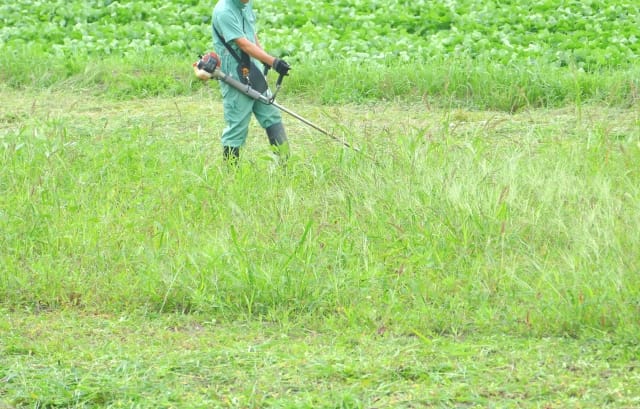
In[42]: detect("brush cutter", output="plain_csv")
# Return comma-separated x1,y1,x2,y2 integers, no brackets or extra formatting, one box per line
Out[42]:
194,52,360,152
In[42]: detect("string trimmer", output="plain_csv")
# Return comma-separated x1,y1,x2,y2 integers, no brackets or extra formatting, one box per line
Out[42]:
194,52,360,153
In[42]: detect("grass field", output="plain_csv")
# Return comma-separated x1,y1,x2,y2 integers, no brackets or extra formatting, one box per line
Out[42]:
2,1,640,406
1,84,639,407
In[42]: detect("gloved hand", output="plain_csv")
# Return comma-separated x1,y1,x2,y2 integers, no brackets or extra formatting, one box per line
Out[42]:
272,58,291,76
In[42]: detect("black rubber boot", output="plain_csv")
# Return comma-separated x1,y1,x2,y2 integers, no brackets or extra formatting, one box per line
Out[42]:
223,145,240,165
266,122,290,162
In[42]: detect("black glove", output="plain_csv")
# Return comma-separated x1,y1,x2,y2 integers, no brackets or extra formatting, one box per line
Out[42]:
272,58,291,76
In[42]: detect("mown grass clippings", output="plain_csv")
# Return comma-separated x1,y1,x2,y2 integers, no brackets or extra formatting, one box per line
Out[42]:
1,310,639,408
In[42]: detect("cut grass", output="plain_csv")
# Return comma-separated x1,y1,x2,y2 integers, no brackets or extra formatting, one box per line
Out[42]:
1,309,639,408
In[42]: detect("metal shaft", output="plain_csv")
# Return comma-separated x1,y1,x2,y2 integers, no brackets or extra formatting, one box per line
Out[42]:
211,68,359,152
270,101,359,151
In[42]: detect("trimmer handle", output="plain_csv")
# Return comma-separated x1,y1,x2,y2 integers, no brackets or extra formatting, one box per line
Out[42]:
266,73,286,103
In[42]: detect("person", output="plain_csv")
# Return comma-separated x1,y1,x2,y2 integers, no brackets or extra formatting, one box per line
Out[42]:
211,0,291,163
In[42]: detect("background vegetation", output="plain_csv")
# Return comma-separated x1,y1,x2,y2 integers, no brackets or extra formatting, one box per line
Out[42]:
1,0,639,108
2,0,639,66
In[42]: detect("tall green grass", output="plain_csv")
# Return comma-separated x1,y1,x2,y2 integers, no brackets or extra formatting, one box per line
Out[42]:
1,92,639,339
1,50,638,109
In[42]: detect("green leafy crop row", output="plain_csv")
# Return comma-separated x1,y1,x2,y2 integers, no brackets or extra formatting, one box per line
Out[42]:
1,0,638,68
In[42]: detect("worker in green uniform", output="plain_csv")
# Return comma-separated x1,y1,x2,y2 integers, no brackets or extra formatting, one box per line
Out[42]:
212,0,291,163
